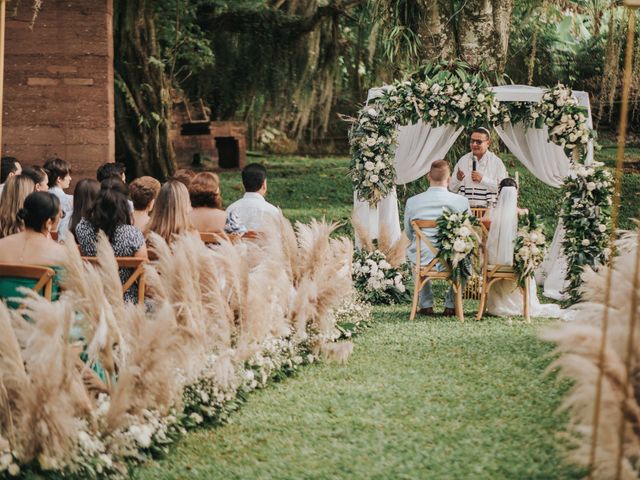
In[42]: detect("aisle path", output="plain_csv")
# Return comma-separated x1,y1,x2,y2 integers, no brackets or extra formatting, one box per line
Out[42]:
135,306,583,479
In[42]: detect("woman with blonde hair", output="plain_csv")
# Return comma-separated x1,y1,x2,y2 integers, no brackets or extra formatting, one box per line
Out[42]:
0,175,35,238
146,180,194,244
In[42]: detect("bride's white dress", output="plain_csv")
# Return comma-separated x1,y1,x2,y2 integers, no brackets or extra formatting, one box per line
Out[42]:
487,280,564,318
485,186,566,320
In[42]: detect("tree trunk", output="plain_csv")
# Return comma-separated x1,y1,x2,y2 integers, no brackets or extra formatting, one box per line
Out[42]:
418,0,514,72
113,0,176,179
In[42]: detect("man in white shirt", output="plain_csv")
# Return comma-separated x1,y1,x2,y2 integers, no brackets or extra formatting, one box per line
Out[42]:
449,127,507,208
226,163,280,231
44,157,73,242
0,156,22,197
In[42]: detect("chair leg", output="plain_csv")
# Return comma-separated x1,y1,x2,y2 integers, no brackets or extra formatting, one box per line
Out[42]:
476,288,486,321
523,277,531,324
409,276,421,321
454,284,464,322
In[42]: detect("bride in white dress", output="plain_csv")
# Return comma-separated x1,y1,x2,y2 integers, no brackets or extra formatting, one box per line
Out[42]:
485,179,564,318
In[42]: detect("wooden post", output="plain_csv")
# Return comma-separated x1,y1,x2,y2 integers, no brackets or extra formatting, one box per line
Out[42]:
0,0,5,175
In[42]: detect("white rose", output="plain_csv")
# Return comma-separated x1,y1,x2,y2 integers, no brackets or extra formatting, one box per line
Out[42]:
458,226,471,237
431,83,442,94
531,111,539,119
364,161,375,171
529,232,539,243
397,284,406,293
369,174,379,183
586,182,596,191
449,213,459,222
476,93,485,102
379,260,391,269
453,239,466,253
581,239,590,246
366,137,377,147
0,453,12,469
530,245,539,256
446,85,454,95
133,425,153,448
518,247,530,259
367,108,378,117
7,464,19,476
598,224,607,232
429,109,438,117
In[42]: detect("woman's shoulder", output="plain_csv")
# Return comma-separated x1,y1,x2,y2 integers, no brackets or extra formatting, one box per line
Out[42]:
114,224,144,244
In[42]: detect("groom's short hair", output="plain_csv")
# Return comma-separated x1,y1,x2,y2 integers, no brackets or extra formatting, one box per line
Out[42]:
242,163,267,192
428,160,450,182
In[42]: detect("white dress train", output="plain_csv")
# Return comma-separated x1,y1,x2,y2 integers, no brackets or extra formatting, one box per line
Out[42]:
487,280,565,319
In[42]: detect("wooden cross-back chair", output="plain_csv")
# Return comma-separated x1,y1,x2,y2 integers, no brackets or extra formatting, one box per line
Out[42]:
410,220,464,322
462,208,490,301
476,244,531,323
199,231,228,245
0,263,56,309
82,257,146,304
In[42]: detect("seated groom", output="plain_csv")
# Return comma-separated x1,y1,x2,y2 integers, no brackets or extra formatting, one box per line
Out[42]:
226,163,281,231
450,127,507,208
404,160,471,316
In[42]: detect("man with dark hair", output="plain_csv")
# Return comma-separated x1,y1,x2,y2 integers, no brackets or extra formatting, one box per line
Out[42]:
226,163,280,230
0,156,22,196
450,127,507,208
97,162,126,183
404,160,471,316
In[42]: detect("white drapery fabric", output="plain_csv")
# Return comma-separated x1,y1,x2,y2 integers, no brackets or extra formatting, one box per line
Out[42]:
357,85,594,301
393,123,463,185
487,186,519,266
494,124,570,187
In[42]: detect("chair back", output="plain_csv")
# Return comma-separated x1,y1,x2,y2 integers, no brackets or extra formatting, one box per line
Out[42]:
0,263,56,308
200,231,228,244
471,207,488,219
82,256,146,304
411,220,443,274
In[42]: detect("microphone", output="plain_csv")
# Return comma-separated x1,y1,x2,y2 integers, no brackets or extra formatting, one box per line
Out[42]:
472,159,477,171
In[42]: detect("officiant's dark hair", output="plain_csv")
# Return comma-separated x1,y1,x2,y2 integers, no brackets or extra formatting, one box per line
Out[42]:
242,163,267,192
499,177,518,192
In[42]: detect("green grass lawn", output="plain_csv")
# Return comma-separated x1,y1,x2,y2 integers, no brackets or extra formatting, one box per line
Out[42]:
135,152,637,479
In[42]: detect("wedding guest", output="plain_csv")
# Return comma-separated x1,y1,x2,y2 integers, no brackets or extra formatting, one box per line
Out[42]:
188,172,227,232
129,176,161,232
22,166,49,192
44,157,73,242
76,177,147,303
0,175,35,239
70,179,101,241
97,162,126,183
450,127,507,208
146,180,194,244
171,169,196,188
404,160,470,316
0,192,66,308
226,163,280,231
0,156,22,197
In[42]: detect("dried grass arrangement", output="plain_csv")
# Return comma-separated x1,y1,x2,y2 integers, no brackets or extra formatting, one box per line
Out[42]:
541,231,640,479
0,217,360,478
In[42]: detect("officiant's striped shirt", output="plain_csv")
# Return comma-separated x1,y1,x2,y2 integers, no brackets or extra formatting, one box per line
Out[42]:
449,151,508,208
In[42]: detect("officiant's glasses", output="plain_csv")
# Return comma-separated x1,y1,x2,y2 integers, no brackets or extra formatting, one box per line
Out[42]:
470,138,487,145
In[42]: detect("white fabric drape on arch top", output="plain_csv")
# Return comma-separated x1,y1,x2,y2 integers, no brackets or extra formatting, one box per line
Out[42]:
352,84,594,301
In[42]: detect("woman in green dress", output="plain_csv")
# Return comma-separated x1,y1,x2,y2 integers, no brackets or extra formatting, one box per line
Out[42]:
0,192,66,306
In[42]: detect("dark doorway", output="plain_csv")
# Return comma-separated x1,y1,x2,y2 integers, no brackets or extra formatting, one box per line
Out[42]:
216,137,240,169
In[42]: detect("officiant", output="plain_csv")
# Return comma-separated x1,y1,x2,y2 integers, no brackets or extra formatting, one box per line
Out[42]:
449,127,507,208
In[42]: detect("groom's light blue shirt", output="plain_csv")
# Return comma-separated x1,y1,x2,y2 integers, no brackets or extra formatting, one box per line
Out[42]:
404,186,471,264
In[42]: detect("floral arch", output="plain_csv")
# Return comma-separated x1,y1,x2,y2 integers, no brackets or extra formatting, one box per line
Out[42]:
348,64,612,302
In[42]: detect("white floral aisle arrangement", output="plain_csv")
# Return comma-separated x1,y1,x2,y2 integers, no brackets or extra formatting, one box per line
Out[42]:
352,220,412,305
514,214,547,288
353,249,411,304
330,292,373,338
0,218,360,479
561,162,613,302
435,209,481,284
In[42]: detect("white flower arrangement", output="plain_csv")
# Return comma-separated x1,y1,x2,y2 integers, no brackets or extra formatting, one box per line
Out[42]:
514,214,547,287
328,292,373,338
435,210,481,284
353,249,410,304
561,162,613,302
